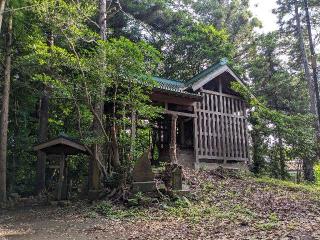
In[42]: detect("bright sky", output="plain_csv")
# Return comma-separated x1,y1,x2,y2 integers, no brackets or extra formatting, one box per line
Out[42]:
250,0,278,33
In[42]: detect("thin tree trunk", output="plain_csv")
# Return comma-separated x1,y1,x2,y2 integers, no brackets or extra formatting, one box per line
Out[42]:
111,124,120,168
35,32,54,194
9,100,18,192
303,0,320,182
278,137,286,179
0,13,12,202
294,0,316,182
303,0,320,127
294,0,317,117
36,93,49,194
0,0,6,33
129,110,137,161
89,0,108,191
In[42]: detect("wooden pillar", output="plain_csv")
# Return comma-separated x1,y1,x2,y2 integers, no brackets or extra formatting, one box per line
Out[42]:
179,119,185,147
57,154,66,201
219,78,227,164
169,114,178,163
193,103,199,167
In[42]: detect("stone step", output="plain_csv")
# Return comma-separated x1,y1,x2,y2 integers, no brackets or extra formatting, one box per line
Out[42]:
195,162,248,171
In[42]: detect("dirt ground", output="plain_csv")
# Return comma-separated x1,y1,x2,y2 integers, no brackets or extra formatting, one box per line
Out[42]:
1,171,320,240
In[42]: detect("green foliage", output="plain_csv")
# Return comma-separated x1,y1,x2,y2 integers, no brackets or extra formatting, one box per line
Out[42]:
254,176,320,198
94,201,114,216
3,0,320,196
127,192,157,207
233,80,316,178
314,164,320,185
164,23,233,79
93,201,147,219
255,212,279,231
232,31,317,180
3,0,165,195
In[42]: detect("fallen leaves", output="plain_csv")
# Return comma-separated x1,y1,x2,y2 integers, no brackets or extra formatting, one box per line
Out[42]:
1,170,320,239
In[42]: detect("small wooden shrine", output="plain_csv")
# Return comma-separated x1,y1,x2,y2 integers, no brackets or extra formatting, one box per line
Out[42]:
151,59,249,169
34,135,88,200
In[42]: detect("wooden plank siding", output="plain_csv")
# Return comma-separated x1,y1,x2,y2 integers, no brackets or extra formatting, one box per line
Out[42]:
195,89,249,165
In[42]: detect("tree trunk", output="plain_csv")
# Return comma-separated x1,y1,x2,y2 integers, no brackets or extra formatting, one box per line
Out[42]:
89,0,108,190
303,0,319,182
111,123,121,168
294,0,317,117
99,0,107,41
35,32,54,194
0,0,6,33
294,0,316,182
303,0,320,127
36,91,49,194
0,13,12,202
278,137,286,179
129,110,137,161
90,98,104,190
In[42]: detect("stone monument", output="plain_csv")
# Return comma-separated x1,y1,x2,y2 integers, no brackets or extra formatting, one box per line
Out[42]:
172,164,183,190
132,149,156,193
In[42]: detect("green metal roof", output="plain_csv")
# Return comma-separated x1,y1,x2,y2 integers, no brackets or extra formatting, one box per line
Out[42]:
152,58,232,99
152,77,202,99
186,58,228,86
153,77,186,91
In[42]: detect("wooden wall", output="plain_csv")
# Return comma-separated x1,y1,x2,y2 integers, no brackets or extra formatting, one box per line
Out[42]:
194,89,249,165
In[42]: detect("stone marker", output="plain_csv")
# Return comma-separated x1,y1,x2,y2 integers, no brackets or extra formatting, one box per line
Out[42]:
172,164,183,190
132,149,156,193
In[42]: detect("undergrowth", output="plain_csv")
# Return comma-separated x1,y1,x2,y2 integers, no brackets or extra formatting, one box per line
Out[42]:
88,200,148,220
88,171,320,232
254,176,320,195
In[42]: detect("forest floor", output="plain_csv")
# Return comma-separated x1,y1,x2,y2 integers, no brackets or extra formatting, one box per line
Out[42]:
1,170,320,240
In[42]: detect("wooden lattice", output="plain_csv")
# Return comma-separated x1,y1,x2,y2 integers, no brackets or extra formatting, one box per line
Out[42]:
194,89,249,165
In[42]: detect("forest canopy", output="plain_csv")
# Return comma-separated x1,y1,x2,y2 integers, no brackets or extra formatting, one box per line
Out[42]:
0,0,320,203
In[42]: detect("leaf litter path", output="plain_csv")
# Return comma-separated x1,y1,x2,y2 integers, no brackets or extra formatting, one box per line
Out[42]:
1,170,320,240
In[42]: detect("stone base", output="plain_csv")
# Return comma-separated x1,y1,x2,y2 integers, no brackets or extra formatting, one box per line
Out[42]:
132,181,156,193
195,162,248,171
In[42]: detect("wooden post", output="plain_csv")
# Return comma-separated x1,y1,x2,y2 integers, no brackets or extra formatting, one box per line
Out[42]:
193,103,199,168
170,114,178,163
179,119,185,147
57,154,65,201
219,78,227,164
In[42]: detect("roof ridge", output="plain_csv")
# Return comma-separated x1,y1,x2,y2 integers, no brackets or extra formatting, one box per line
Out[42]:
186,58,228,86
153,76,185,84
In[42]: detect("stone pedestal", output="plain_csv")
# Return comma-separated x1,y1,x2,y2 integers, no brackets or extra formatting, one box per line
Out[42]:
132,181,156,193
